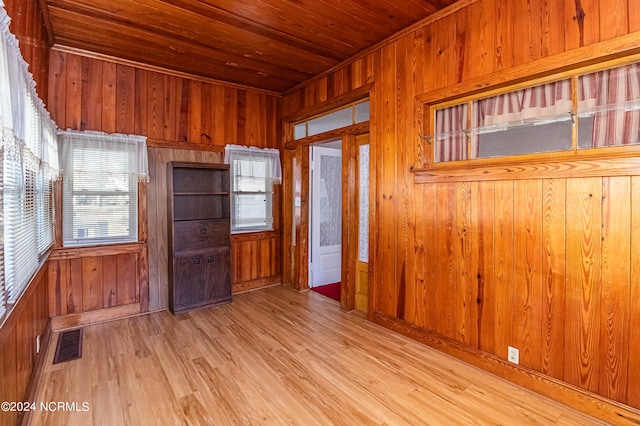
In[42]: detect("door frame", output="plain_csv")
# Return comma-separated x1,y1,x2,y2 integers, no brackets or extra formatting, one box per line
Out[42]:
283,128,368,311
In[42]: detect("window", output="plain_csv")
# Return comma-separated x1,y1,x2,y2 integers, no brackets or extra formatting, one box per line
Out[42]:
424,59,640,166
0,4,59,319
58,130,148,247
293,100,370,140
224,145,282,233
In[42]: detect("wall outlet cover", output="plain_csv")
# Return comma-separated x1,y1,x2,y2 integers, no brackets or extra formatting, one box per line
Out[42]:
508,346,519,364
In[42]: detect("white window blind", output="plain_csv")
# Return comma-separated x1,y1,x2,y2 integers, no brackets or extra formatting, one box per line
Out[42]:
0,1,59,317
224,144,281,233
58,130,148,247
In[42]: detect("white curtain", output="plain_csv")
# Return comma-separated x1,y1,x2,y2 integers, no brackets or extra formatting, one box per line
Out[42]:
224,144,282,184
57,129,149,182
0,1,59,315
579,62,640,147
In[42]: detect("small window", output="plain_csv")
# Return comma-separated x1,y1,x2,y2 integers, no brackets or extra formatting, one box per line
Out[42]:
472,80,573,158
578,62,640,148
224,145,282,233
58,130,148,247
294,100,369,140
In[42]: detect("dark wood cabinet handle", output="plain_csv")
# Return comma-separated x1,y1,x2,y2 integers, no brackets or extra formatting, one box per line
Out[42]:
200,228,207,235
207,256,215,263
192,257,201,265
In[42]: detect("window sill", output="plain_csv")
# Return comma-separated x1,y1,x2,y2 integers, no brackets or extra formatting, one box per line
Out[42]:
412,147,640,184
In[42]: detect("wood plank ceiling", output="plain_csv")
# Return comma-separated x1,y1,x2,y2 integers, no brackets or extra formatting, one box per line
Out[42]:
43,0,458,92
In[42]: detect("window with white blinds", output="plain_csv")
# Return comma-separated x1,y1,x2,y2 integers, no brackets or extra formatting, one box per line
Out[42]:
58,130,148,247
224,145,282,233
0,2,59,319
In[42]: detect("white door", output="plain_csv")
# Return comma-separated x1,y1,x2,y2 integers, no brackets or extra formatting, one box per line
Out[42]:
310,146,342,288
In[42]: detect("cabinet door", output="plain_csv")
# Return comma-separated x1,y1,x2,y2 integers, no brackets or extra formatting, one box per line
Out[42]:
203,248,231,302
174,254,205,308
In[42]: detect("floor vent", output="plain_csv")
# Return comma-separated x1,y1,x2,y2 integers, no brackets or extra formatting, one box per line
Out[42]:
53,328,83,364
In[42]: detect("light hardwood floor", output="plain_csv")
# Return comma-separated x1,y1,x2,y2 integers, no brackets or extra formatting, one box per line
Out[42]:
30,285,605,425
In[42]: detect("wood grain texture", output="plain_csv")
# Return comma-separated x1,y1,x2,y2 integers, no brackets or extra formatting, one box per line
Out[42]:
30,285,607,426
50,51,282,150
0,262,49,426
47,245,144,318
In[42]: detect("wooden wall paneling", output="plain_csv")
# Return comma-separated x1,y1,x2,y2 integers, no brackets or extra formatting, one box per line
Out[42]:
101,61,117,133
2,325,18,426
295,143,309,291
476,181,496,354
434,183,455,339
433,14,456,90
630,0,640,32
377,43,397,315
68,257,83,313
163,75,179,142
200,82,213,145
178,79,190,143
116,63,136,134
541,178,566,380
455,181,475,346
541,0,566,57
48,49,67,127
116,253,137,306
135,68,148,136
599,177,630,403
512,0,543,66
395,35,410,321
211,85,226,147
189,80,202,145
493,180,514,360
599,0,628,41
103,255,117,308
282,148,294,286
48,259,66,316
511,180,543,370
148,71,166,141
147,146,161,310
65,53,82,130
224,87,238,144
564,0,600,49
466,0,496,80
81,56,103,130
421,184,436,331
408,27,428,328
82,256,103,312
493,0,513,71
564,177,602,393
628,175,640,409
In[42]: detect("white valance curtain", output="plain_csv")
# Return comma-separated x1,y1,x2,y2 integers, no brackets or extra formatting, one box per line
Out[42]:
57,129,149,182
224,144,282,184
579,62,640,147
0,0,59,317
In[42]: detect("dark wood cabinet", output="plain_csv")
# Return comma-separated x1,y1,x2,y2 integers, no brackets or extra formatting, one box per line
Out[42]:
167,162,231,314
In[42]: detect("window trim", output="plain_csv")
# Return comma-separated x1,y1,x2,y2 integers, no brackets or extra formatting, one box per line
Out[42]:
415,53,640,172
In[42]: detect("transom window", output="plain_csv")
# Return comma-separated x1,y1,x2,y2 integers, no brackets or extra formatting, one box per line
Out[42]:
425,59,640,165
293,100,369,140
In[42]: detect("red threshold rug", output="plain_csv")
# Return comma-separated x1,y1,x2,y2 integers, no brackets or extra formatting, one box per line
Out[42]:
311,282,341,302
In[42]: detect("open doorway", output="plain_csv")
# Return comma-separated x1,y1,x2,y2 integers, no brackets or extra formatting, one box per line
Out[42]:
309,140,342,302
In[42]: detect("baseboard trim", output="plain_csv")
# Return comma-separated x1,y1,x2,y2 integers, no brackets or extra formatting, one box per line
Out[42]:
51,303,142,331
372,311,640,425
232,276,281,294
20,320,53,426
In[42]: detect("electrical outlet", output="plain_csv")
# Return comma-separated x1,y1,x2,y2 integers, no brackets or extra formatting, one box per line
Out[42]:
36,335,41,354
508,346,519,364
